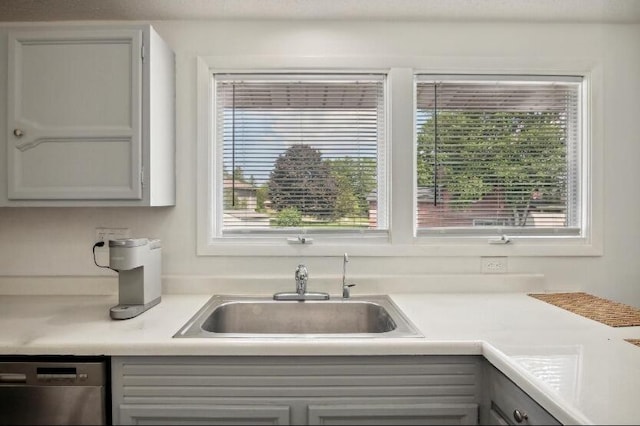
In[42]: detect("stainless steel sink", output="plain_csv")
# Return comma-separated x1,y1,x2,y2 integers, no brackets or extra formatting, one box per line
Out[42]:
174,295,422,338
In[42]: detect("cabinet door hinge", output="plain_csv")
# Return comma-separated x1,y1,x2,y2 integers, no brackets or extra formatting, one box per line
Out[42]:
141,43,145,63
140,168,145,187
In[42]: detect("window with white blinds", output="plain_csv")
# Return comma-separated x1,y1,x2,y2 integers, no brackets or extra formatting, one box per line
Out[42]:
415,75,582,236
215,74,387,236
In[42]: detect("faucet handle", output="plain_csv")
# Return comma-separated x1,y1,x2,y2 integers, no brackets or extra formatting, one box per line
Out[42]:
295,264,308,279
342,283,356,299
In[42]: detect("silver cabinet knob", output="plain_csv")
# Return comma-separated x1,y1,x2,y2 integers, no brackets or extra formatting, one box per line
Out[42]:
513,409,529,423
13,129,24,137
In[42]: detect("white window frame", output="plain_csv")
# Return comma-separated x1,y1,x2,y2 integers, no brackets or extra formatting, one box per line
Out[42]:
213,73,389,239
197,55,603,257
414,74,583,238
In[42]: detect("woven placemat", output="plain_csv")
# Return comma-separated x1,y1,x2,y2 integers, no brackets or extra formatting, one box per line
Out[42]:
528,292,640,327
626,339,640,347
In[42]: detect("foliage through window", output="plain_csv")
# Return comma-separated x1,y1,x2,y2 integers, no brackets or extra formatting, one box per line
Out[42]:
415,76,582,236
215,74,387,236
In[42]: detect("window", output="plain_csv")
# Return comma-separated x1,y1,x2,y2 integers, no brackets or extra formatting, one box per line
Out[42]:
213,74,387,239
198,56,598,256
415,75,583,237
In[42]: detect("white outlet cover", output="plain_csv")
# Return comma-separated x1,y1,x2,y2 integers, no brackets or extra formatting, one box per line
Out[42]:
481,256,508,273
95,227,131,242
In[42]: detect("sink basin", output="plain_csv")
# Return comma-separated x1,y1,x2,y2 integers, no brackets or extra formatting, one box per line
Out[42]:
174,295,422,338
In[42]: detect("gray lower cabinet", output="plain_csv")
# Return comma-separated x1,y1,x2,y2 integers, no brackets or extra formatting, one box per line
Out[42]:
111,356,563,425
481,362,561,425
111,356,483,425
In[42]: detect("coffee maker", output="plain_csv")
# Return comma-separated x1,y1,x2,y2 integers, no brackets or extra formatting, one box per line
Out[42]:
108,238,162,320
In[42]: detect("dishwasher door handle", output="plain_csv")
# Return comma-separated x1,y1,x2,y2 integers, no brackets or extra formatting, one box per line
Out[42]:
0,373,27,383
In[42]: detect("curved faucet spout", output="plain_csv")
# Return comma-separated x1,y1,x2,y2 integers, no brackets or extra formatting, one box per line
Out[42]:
342,253,356,299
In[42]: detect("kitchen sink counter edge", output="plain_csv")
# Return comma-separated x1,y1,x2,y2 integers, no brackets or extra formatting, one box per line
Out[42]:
0,292,638,425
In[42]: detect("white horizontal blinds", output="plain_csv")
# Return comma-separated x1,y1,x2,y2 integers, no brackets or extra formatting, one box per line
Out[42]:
216,75,385,233
415,76,581,235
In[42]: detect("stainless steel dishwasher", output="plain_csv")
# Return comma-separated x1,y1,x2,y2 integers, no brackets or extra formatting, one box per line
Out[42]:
0,357,108,425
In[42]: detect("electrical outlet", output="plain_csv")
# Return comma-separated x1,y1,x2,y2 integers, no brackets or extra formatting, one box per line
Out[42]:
481,256,508,274
95,227,130,243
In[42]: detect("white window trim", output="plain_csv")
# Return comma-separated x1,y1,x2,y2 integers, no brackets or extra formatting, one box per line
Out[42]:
196,55,603,257
414,75,583,236
213,73,389,238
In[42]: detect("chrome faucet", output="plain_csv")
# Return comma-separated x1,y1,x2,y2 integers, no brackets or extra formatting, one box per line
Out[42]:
273,264,329,301
342,253,356,299
295,264,308,296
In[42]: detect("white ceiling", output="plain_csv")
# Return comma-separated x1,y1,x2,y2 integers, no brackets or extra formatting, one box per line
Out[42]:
1,0,639,23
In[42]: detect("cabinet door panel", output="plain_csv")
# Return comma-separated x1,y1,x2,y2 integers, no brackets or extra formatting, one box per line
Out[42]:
486,363,561,425
16,137,132,191
119,404,290,425
308,403,478,425
18,40,133,127
487,408,510,425
7,30,142,200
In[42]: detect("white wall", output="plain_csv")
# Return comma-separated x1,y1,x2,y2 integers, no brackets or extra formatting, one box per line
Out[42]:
1,20,639,306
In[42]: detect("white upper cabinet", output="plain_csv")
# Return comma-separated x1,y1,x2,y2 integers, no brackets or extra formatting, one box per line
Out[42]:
3,25,175,206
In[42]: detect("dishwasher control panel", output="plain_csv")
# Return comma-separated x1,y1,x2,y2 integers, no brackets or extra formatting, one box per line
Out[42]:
36,367,89,384
0,361,105,386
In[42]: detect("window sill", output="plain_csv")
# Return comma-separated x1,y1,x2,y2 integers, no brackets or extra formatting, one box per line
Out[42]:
197,236,601,257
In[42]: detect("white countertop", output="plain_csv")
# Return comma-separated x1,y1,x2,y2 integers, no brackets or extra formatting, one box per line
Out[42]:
0,292,638,425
